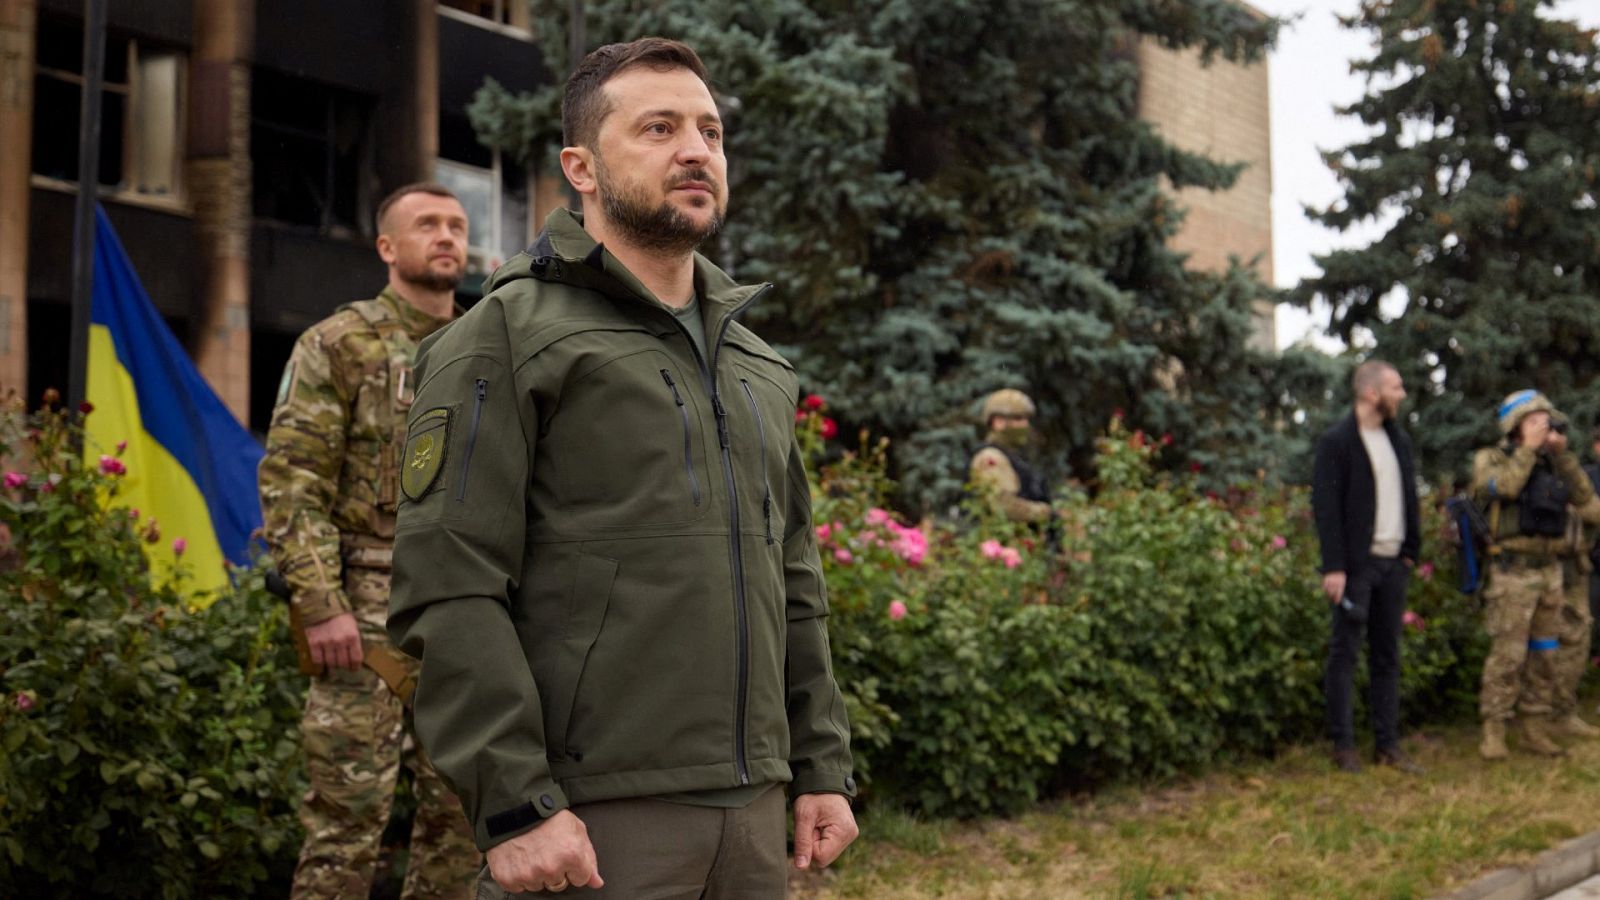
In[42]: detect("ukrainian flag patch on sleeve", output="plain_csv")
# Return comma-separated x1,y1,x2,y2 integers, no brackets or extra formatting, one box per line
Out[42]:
402,407,451,501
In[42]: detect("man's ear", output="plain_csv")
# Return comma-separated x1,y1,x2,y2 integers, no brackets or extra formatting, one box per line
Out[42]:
561,146,598,197
376,233,396,266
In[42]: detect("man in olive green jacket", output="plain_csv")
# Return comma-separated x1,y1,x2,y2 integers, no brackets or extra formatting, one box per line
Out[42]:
388,38,856,897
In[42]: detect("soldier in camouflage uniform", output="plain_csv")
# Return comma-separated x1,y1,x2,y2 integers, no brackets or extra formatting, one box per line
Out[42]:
1551,415,1600,740
969,388,1055,523
260,183,480,899
1471,391,1600,760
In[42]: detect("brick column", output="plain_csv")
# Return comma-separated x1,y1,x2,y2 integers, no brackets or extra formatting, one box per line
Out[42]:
188,0,252,424
0,0,34,398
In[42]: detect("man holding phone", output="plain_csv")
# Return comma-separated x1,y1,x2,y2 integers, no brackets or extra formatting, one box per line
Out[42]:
1312,360,1423,774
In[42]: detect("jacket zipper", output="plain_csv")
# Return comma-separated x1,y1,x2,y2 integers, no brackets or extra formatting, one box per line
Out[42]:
456,378,487,502
739,379,775,545
660,369,702,506
703,284,773,786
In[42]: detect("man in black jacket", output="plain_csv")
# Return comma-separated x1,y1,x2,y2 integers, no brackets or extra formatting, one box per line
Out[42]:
1312,360,1423,774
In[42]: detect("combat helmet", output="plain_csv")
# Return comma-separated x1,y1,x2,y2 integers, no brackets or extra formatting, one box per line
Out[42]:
1497,389,1558,437
980,388,1036,424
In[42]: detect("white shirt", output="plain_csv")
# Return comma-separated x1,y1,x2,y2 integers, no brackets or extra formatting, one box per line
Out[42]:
1360,426,1405,558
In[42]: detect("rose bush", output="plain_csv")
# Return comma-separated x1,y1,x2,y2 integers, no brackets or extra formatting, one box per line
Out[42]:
0,397,304,899
809,410,1488,817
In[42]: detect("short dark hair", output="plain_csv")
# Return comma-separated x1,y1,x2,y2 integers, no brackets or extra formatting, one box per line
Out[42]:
1351,359,1396,398
562,37,710,149
376,182,459,233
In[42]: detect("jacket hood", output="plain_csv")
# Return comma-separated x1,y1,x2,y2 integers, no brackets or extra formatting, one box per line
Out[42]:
486,208,767,320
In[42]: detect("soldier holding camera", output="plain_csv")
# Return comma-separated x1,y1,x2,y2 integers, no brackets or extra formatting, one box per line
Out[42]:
1470,391,1600,759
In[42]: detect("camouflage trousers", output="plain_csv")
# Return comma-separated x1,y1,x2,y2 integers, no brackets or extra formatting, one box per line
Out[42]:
291,568,480,900
1479,559,1564,722
1553,560,1594,718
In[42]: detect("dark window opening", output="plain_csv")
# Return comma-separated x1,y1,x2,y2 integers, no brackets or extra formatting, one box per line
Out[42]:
439,112,493,169
251,68,373,234
250,327,300,435
31,17,134,188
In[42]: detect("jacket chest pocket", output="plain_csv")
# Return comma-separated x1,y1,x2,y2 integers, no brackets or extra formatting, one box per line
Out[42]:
728,359,794,545
545,348,712,529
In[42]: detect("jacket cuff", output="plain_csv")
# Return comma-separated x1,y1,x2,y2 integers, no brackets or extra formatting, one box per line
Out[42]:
478,782,571,850
294,587,353,627
790,769,857,798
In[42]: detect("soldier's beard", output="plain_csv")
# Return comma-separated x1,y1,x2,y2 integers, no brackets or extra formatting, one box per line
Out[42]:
991,426,1034,451
399,259,464,293
595,154,724,256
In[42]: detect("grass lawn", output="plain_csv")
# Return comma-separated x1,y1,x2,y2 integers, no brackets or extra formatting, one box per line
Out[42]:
792,715,1600,898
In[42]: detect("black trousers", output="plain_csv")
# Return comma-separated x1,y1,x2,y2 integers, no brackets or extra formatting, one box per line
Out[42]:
1324,557,1409,751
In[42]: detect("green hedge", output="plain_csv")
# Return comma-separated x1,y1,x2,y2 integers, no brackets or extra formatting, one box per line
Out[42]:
0,400,1492,894
808,412,1488,817
0,402,306,899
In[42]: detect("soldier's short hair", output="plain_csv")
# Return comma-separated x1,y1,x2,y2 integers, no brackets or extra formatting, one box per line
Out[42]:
562,38,710,150
1351,360,1396,398
375,182,460,234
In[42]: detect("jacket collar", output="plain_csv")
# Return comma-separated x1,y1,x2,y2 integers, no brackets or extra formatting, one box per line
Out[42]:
505,209,768,333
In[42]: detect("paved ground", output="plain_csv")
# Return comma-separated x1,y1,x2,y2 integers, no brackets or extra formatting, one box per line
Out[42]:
1550,875,1600,899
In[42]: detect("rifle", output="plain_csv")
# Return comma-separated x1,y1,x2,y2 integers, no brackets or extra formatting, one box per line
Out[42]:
264,568,417,704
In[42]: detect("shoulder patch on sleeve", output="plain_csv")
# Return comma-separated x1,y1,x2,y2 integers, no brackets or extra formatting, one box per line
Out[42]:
402,407,452,501
274,360,297,410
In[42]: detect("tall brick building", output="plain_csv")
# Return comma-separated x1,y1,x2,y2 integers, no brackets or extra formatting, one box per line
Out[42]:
0,3,1276,431
1136,2,1276,351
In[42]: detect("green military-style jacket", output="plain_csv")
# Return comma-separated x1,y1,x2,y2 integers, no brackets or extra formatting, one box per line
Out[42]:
259,288,453,629
387,209,855,851
1471,443,1600,557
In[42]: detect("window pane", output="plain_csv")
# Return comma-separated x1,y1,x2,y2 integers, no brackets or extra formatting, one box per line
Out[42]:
30,74,126,188
433,159,495,262
31,75,81,181
133,53,181,196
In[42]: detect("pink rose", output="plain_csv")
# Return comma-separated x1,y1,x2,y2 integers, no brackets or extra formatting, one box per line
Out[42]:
888,600,908,621
834,548,853,565
1271,534,1287,550
891,528,928,566
172,537,187,557
98,455,126,476
115,439,128,455
128,508,140,521
815,523,833,542
1000,548,1023,569
981,539,1004,560
1402,610,1425,631
1417,562,1434,581
2,471,25,490
865,508,892,527
14,691,33,711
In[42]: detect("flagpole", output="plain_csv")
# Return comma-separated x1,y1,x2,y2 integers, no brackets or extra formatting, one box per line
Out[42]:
67,0,109,416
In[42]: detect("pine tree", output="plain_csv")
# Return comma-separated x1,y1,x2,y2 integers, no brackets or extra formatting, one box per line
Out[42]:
1294,0,1600,480
474,0,1330,509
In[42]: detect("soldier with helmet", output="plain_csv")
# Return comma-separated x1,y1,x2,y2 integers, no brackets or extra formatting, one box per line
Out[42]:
970,387,1054,523
1471,390,1600,760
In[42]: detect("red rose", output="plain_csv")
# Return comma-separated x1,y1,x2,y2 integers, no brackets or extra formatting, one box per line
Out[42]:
803,394,826,411
820,418,839,440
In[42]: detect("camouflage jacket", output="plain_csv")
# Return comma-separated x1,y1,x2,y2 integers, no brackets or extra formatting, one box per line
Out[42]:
1471,444,1600,558
260,288,455,628
969,441,1052,523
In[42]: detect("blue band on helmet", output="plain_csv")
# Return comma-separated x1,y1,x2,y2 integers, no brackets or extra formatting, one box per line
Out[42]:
1499,390,1538,420
1529,638,1559,652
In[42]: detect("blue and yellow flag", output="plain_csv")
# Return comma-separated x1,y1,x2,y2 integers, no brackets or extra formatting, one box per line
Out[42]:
84,204,263,596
